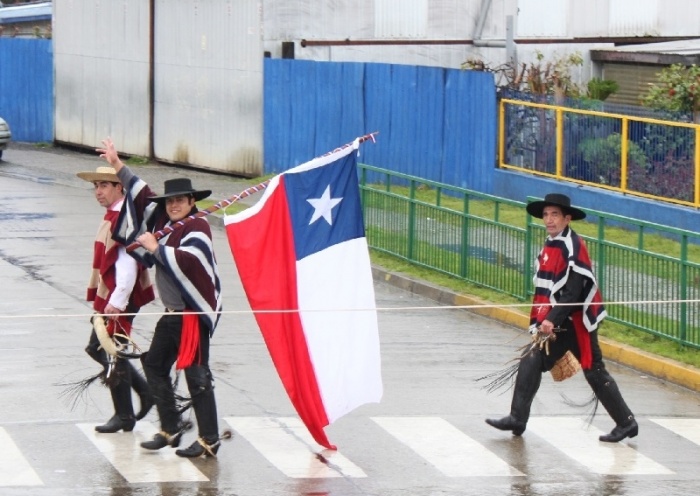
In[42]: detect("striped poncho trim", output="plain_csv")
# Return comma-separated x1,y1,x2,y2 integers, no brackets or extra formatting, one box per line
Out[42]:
530,227,606,369
114,170,222,335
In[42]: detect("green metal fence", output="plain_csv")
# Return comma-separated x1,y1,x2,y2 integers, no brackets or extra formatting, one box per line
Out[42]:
359,164,700,349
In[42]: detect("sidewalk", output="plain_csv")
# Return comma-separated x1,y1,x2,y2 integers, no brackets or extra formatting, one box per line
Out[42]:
3,141,700,393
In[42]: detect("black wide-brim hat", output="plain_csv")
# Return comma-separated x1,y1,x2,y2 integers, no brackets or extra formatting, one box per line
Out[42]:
526,193,586,221
149,178,212,204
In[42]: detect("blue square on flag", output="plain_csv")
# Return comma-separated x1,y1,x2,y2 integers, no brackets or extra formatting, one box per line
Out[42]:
285,152,365,260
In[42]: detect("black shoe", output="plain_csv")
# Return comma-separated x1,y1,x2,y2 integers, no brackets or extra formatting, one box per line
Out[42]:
135,393,153,421
599,419,639,443
176,438,220,458
485,415,526,436
95,415,135,433
140,421,193,450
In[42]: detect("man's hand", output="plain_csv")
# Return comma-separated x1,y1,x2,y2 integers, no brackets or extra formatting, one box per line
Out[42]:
137,232,159,253
96,137,124,171
539,319,555,335
103,303,122,321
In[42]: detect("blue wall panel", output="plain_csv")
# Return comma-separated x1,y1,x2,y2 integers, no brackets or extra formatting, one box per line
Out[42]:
263,59,497,192
443,69,496,192
263,58,293,172
0,38,53,142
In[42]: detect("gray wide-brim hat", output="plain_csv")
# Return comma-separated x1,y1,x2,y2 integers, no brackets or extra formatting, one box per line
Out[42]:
526,193,586,221
76,166,120,183
149,177,212,204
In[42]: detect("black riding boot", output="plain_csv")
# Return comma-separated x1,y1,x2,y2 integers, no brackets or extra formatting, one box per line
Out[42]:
176,365,220,458
127,362,153,421
486,348,543,436
584,364,638,443
95,360,136,433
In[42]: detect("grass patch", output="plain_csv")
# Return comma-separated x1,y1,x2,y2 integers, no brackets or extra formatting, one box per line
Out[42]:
125,155,150,165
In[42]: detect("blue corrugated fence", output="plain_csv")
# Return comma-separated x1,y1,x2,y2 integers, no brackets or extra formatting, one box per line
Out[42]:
0,38,53,142
263,59,497,193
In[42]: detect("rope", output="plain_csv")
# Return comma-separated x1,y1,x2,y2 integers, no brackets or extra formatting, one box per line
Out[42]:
1,298,698,320
125,131,379,252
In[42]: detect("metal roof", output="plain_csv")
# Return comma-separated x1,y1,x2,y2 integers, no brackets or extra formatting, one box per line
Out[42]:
591,39,700,65
0,1,51,25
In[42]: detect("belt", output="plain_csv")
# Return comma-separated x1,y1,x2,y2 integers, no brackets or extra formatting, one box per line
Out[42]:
165,308,182,313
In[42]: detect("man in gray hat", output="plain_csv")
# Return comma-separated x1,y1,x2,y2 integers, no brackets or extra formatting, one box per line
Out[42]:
76,165,155,433
485,193,638,443
97,138,224,458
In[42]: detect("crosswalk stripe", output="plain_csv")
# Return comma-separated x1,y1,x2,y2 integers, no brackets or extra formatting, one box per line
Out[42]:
77,423,208,483
371,416,524,477
650,418,700,445
527,417,674,475
0,427,43,486
223,416,366,478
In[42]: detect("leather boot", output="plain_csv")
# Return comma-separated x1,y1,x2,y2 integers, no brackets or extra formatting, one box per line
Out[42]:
140,421,193,450
584,364,638,443
128,362,153,421
486,348,543,436
95,414,135,433
95,360,136,433
184,365,219,441
175,436,221,458
143,354,182,436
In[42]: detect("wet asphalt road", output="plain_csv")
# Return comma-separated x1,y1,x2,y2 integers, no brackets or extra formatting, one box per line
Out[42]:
1,143,700,496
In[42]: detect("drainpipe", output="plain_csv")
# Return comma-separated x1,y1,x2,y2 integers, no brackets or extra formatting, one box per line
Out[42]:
473,0,505,48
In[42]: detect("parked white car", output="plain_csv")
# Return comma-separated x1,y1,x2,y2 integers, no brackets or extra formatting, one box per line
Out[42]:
0,117,11,160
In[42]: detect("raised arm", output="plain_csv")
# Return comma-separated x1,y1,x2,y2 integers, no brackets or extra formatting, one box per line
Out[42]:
96,137,125,173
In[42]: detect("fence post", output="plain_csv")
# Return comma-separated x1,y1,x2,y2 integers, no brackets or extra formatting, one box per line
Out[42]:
680,234,688,343
407,180,416,261
524,210,534,300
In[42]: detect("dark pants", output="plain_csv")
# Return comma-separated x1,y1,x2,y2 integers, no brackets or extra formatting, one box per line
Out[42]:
537,318,604,371
514,318,634,428
142,313,219,440
84,304,149,420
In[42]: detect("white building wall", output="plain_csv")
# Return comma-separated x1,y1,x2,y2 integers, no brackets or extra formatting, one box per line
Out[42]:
153,0,263,175
263,0,700,86
53,0,263,175
53,0,151,156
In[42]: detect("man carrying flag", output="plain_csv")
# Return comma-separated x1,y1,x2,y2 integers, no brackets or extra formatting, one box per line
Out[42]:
225,138,382,450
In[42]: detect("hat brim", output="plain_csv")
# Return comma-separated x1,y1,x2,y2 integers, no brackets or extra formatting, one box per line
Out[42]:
526,200,586,221
149,189,212,204
77,172,120,183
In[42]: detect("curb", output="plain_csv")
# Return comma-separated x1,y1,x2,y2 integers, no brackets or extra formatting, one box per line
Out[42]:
372,266,700,393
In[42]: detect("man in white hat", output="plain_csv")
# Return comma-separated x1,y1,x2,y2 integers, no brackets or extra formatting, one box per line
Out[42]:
485,193,638,443
76,165,155,433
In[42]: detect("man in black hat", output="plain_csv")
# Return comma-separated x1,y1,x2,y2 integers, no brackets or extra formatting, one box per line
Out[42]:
96,137,224,458
485,193,638,443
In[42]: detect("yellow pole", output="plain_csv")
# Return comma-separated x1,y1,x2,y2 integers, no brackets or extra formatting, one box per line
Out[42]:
556,108,563,177
695,125,700,206
620,118,629,192
499,100,505,168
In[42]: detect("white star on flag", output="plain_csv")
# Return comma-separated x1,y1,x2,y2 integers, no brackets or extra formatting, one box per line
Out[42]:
307,185,343,225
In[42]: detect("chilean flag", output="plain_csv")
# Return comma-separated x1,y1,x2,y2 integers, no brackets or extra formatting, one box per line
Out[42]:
224,140,383,449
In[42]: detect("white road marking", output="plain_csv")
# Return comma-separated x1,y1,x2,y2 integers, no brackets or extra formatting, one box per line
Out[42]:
372,416,524,477
650,418,700,445
77,423,208,483
223,416,366,478
0,427,43,486
527,417,673,475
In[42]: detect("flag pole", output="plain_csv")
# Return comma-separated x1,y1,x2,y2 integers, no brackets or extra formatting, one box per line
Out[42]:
126,131,379,252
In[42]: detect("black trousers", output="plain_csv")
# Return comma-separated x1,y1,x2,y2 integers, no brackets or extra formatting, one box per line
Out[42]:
537,318,604,372
84,304,148,419
142,313,219,440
